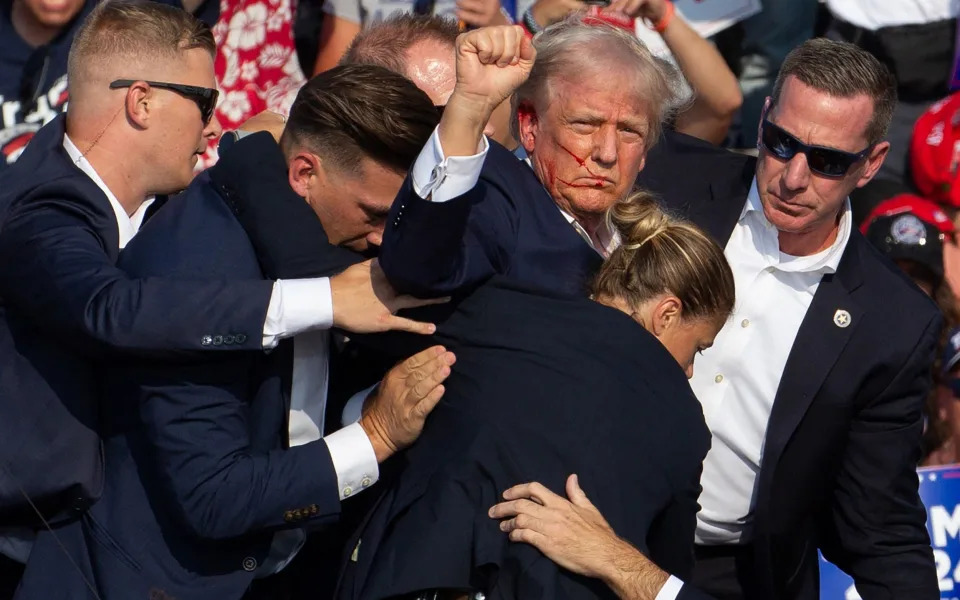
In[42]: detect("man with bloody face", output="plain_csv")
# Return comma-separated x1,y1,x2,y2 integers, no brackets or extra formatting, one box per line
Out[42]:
376,18,678,298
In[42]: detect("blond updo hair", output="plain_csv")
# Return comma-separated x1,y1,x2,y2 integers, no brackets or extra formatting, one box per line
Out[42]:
593,192,735,324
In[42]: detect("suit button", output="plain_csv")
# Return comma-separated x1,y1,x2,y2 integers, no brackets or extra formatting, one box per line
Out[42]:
223,334,235,345
283,510,294,522
242,557,257,571
235,334,247,344
201,335,213,346
212,335,223,346
309,504,318,515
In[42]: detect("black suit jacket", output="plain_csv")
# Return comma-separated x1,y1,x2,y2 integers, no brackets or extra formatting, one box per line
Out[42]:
0,117,272,523
16,169,359,600
638,131,940,600
336,279,710,600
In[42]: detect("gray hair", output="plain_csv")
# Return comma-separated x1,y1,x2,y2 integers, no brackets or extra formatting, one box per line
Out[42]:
510,16,681,145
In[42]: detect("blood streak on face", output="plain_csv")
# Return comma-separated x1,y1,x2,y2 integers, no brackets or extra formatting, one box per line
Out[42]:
557,143,606,188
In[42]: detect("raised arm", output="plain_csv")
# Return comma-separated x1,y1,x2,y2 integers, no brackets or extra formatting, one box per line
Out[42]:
379,25,536,296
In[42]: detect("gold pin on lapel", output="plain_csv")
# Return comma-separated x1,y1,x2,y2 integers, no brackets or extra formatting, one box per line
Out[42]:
833,309,851,328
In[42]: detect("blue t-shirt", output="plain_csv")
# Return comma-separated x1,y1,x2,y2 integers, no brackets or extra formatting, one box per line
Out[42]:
0,1,92,172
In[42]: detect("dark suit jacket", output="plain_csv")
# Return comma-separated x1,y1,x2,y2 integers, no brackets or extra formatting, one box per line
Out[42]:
0,116,272,523
335,279,710,600
638,130,940,600
15,170,355,600
379,140,603,297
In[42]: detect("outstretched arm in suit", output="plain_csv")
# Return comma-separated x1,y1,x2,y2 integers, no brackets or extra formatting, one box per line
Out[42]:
818,314,940,597
0,183,437,358
489,475,715,600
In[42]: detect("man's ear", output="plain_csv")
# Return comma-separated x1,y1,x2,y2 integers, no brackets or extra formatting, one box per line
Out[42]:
288,152,322,199
856,140,890,188
125,81,152,129
650,295,682,337
517,100,539,154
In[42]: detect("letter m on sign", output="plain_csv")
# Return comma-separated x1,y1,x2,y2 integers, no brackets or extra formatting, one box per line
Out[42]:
931,504,960,547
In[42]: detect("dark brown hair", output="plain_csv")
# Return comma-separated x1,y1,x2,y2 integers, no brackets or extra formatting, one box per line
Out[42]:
280,64,440,174
593,191,735,323
68,0,214,83
339,14,459,74
770,38,897,145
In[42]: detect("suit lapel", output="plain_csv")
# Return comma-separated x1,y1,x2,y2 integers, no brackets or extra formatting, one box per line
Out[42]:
763,240,865,462
684,157,755,246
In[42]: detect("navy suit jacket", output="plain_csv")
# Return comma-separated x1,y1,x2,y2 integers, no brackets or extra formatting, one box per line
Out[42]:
336,279,710,600
638,131,940,600
379,140,603,297
0,116,272,522
15,171,352,600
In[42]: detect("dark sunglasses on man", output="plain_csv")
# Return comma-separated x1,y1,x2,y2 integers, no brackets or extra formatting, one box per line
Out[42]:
760,118,873,178
109,79,219,125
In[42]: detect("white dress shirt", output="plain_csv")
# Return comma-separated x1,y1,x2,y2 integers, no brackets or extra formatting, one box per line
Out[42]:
691,180,852,545
410,127,679,600
0,135,380,568
825,0,956,30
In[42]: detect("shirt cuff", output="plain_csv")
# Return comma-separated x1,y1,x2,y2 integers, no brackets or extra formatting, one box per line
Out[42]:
262,278,333,349
411,127,489,203
654,576,684,600
323,422,379,501
342,383,378,427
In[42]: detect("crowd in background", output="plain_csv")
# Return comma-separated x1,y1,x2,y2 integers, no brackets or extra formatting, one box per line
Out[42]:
3,0,960,598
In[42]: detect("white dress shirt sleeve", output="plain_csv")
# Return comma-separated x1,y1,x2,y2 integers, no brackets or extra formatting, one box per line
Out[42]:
262,278,334,349
654,575,684,600
411,127,489,203
323,422,379,500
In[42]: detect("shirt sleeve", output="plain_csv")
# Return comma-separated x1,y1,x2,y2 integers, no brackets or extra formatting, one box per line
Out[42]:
411,127,489,203
654,576,684,600
323,422,379,500
262,278,334,349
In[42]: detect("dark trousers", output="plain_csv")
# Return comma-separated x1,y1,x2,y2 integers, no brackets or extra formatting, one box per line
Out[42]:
0,554,24,600
692,544,758,600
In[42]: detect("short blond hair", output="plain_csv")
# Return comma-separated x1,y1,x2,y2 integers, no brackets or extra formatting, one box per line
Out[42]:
68,0,214,84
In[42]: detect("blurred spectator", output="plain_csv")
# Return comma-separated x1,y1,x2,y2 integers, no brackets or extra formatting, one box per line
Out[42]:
861,194,954,297
860,195,960,467
522,0,741,144
824,0,959,183
196,0,307,168
926,327,960,466
0,0,91,171
312,0,533,74
340,13,516,148
910,93,960,300
726,0,818,148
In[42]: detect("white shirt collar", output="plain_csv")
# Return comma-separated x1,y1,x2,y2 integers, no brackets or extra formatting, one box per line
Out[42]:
741,178,851,275
62,134,154,249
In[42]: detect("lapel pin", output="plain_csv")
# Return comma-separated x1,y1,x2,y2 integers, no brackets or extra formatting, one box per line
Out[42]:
833,309,851,328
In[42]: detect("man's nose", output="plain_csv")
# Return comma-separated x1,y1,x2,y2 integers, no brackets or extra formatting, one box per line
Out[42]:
204,115,223,141
782,152,811,191
592,126,618,168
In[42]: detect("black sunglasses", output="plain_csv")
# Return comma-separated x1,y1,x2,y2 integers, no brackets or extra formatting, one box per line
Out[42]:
109,79,219,125
760,119,872,178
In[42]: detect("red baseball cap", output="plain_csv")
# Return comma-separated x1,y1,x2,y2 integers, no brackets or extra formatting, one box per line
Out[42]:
911,93,960,207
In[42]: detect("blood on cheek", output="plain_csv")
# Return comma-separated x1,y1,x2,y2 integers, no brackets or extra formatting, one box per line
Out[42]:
556,143,606,188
